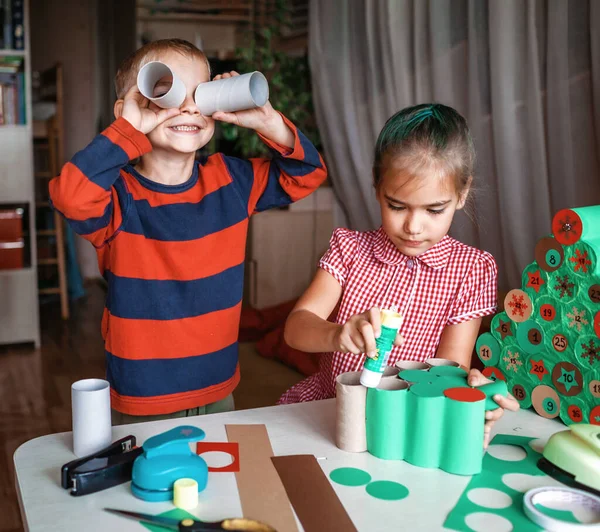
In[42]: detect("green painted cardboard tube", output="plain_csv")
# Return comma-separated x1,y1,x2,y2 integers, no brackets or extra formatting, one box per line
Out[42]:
478,379,509,410
441,395,485,475
365,379,409,460
404,388,446,468
566,238,600,277
571,206,600,241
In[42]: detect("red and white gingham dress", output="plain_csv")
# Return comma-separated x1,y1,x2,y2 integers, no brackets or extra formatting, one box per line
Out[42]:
278,227,498,404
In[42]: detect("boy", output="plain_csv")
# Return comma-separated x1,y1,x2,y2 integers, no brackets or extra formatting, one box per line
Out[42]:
49,39,327,424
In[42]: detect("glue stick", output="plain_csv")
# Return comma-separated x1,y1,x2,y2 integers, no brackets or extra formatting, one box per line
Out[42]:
360,309,403,388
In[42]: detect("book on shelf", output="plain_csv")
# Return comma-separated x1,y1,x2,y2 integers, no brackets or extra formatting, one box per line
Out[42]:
0,68,25,124
1,0,25,51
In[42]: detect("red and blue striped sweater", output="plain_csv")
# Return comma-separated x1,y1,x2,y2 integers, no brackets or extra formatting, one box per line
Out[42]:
49,115,327,415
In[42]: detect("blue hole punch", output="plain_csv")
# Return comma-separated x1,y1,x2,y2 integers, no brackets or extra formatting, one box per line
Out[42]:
131,425,208,502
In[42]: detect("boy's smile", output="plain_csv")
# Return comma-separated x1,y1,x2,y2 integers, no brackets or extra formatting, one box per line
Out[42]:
145,50,215,155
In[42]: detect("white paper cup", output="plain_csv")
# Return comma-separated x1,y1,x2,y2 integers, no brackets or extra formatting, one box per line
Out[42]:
194,71,269,116
137,61,186,109
71,378,112,457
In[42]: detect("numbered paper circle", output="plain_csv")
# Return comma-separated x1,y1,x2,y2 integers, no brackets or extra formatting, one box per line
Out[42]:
531,385,561,419
476,333,501,367
535,236,564,272
504,289,533,323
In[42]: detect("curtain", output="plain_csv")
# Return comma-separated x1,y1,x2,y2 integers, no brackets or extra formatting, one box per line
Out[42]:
309,0,600,290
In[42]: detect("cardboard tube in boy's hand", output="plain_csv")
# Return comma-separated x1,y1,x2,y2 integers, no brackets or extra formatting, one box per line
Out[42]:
137,61,186,109
194,71,269,116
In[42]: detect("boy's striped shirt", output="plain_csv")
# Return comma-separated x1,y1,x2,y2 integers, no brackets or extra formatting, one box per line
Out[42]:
50,115,326,415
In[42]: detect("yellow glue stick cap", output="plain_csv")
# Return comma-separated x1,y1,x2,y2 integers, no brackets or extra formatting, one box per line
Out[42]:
173,478,198,510
381,309,402,329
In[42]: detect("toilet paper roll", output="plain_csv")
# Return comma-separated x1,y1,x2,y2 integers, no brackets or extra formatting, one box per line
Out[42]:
425,358,460,367
564,238,600,277
365,379,409,460
522,262,549,298
531,384,561,419
476,333,501,366
534,236,564,273
561,301,595,337
534,295,562,326
545,325,577,358
515,318,545,355
584,276,600,310
551,360,584,397
394,360,430,371
552,206,600,245
504,289,534,323
335,372,367,452
137,61,186,109
560,396,588,426
71,379,112,458
574,334,600,370
547,266,579,303
510,379,533,409
194,71,269,116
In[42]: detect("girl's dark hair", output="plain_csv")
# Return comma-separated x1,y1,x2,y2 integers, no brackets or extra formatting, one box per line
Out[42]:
373,103,475,196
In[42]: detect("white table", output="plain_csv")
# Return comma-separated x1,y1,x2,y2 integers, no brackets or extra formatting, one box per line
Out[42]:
14,399,565,531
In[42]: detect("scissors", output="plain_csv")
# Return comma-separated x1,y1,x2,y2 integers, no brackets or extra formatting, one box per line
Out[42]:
104,508,277,531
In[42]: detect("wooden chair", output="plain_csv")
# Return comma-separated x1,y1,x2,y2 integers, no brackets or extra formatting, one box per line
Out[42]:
33,63,69,319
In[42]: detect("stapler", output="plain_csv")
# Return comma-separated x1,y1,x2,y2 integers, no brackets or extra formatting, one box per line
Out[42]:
61,435,142,496
131,425,208,502
538,423,600,496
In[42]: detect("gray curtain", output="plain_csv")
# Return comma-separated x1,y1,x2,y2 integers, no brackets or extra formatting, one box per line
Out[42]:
309,0,600,291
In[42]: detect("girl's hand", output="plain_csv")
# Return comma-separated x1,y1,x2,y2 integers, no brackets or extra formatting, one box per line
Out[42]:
468,369,520,448
210,71,294,147
334,307,403,358
121,84,180,134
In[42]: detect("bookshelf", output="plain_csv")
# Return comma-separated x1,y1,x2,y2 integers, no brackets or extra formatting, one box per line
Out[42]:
0,0,40,347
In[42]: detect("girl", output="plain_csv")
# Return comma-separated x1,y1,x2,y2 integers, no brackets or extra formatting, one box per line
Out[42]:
279,103,518,446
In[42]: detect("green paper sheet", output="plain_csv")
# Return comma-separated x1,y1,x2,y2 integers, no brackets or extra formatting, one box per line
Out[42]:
570,206,600,241
366,385,408,460
329,467,372,487
444,435,548,532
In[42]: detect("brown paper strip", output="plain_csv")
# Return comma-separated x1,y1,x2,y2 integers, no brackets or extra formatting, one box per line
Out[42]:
271,455,357,532
225,425,298,532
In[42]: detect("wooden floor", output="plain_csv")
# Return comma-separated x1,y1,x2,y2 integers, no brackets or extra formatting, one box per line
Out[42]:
0,282,302,532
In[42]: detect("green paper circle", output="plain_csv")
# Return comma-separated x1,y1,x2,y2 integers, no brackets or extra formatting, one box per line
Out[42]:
329,467,371,487
476,333,502,366
546,249,561,269
365,480,409,501
516,319,545,354
398,369,432,384
429,366,468,377
543,397,558,415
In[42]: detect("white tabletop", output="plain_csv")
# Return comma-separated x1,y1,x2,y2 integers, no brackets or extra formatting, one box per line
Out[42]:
14,399,565,532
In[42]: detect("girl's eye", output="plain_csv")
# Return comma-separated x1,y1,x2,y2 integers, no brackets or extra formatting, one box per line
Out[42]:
428,209,445,215
387,204,405,211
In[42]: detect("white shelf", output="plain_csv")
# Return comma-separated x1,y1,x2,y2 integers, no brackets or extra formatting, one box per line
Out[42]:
0,48,26,56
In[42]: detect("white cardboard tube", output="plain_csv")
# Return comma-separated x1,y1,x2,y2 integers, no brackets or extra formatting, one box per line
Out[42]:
425,358,460,367
137,61,186,109
194,71,269,116
71,379,112,457
395,360,430,371
335,371,367,453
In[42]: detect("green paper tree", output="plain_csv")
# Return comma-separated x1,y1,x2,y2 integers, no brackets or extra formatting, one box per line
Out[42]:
475,206,600,426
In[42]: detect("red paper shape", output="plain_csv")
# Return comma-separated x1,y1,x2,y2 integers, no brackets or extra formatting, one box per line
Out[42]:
444,387,486,403
589,405,600,426
526,270,545,293
552,209,582,245
529,359,549,381
195,441,240,472
482,367,506,382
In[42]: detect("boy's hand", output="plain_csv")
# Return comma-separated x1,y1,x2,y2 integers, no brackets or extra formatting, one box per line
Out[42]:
210,71,294,148
121,84,180,134
334,307,403,358
467,369,520,448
